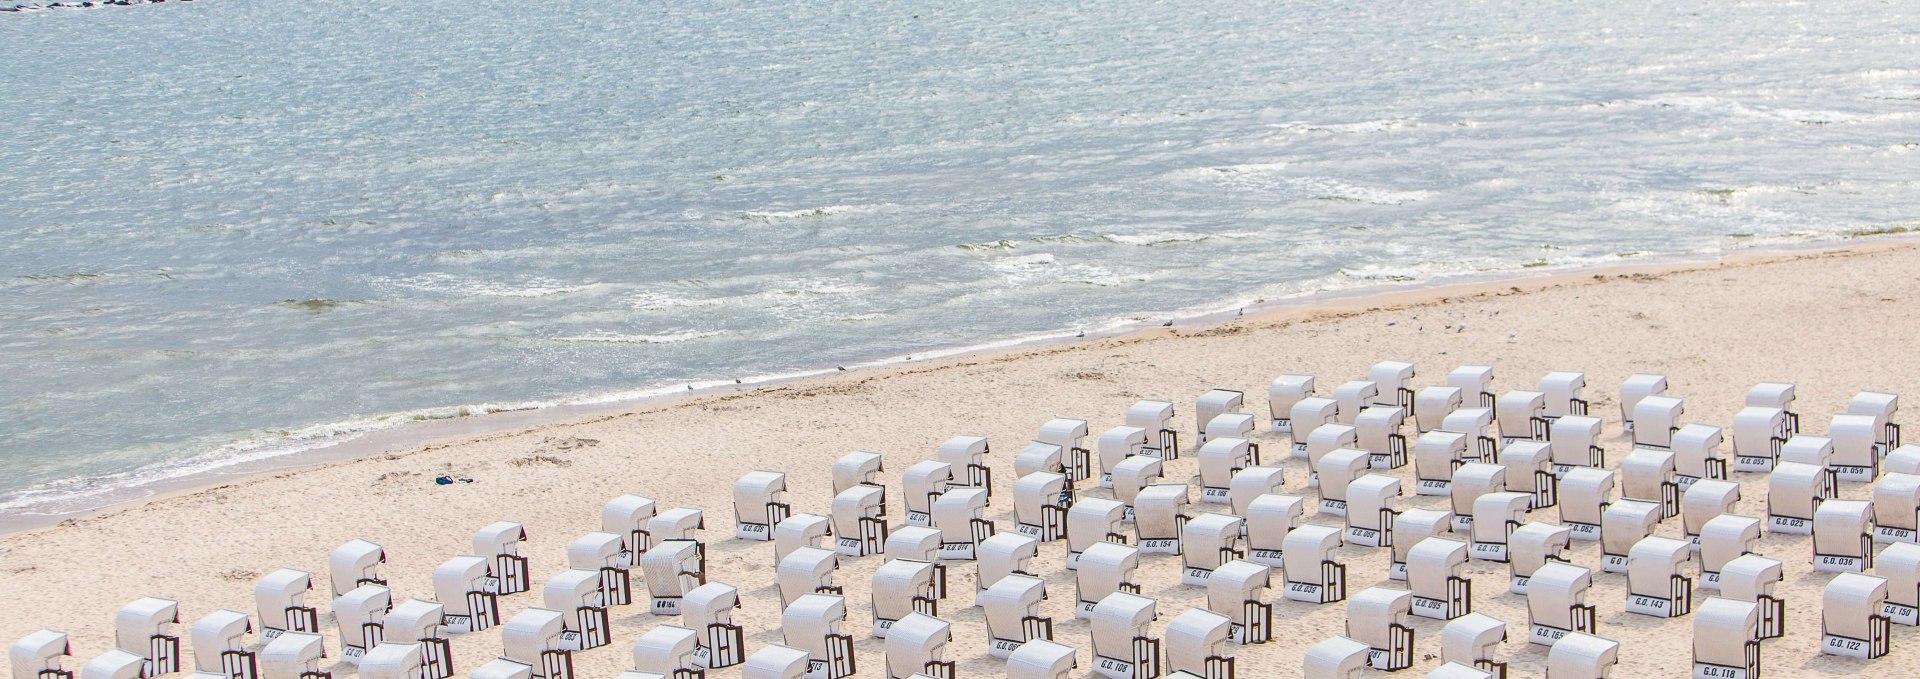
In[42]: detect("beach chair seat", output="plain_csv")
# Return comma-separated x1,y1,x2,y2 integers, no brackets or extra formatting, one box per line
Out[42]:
1440,613,1508,678
1391,509,1456,581
639,540,703,615
1196,437,1255,503
499,609,570,679
981,576,1053,659
1133,483,1190,554
186,610,253,679
1290,397,1341,460
1347,588,1416,671
1831,414,1883,483
1822,573,1892,659
1416,386,1463,434
832,452,886,507
565,532,632,606
1282,525,1348,604
1370,361,1418,412
936,436,991,496
1345,474,1401,548
541,571,612,651
1409,538,1474,620
1179,513,1246,584
432,558,496,634
1450,463,1507,532
781,594,854,679
1227,466,1285,518
1681,480,1740,546
930,488,992,560
1813,500,1876,574
1354,406,1409,469
330,540,388,599
1719,556,1786,640
1599,500,1661,573
776,548,841,607
881,614,951,679
1874,472,1920,543
258,633,326,679
1848,391,1902,456
1005,639,1076,679
1470,492,1531,563
1195,389,1245,444
733,471,790,541
1766,462,1827,535
1268,375,1316,434
1305,424,1358,488
1617,373,1667,433
1111,456,1163,519
1302,637,1369,679
773,514,832,564
1548,416,1605,475
1692,598,1761,679
978,533,1040,604
1624,536,1694,618
1127,400,1180,459
1088,593,1160,679
603,495,657,562
1332,381,1378,425
872,560,942,638
1745,382,1800,434
1096,427,1148,489
1672,424,1727,488
1203,560,1272,645
1165,609,1234,677
628,625,699,678
331,586,389,662
831,485,888,557
1448,366,1496,408
254,569,319,640
1557,468,1613,541
1509,522,1572,595
1618,448,1679,519
1074,542,1142,618
1442,408,1499,464
1414,431,1469,496
1495,390,1548,445
1876,543,1920,626
681,583,744,669
1500,441,1557,509
1244,494,1306,568
1015,441,1067,482
1317,449,1370,516
383,600,450,679
1013,472,1071,542
740,646,809,679
902,461,952,527
1066,498,1128,569
1038,418,1094,483
1539,372,1589,421
1629,395,1683,452
1698,516,1762,590
1731,407,1788,474
1545,633,1617,679
471,524,528,596
12,630,72,679
1526,563,1597,645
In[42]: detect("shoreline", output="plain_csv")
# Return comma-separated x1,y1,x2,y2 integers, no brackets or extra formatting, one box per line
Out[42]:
5,233,1914,536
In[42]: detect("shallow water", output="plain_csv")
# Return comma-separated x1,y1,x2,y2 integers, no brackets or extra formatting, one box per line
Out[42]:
2,0,1916,515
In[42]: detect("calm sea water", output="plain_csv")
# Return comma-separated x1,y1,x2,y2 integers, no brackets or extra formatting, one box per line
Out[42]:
2,0,1916,516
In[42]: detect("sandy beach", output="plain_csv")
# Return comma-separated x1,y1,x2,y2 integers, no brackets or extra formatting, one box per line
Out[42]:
10,238,1920,678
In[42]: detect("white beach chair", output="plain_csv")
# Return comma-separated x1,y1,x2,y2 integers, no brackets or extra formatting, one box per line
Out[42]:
1179,513,1246,584
257,633,325,679
1354,406,1409,469
1013,472,1070,542
1227,467,1285,518
1599,500,1661,573
1509,522,1572,595
831,485,887,557
1038,418,1094,483
1526,563,1597,645
871,560,940,638
566,532,633,606
1618,447,1679,519
1305,424,1358,488
885,526,946,575
1539,372,1588,421
1164,609,1233,677
1203,560,1271,645
80,652,144,679
1332,381,1378,425
1471,492,1532,563
1127,400,1180,459
1134,483,1190,554
603,494,656,562
1877,543,1920,626
331,586,389,662
471,523,529,596
1822,573,1892,659
500,608,570,679
1888,444,1920,475
1629,395,1683,452
629,625,699,678
433,557,497,634
1624,536,1693,618
903,461,951,528
1831,414,1883,483
1681,480,1740,546
1731,406,1787,474
639,540,702,615
1088,593,1159,679
1414,431,1468,496
1875,472,1920,543
540,571,609,651
780,594,853,679
383,600,450,679
1409,538,1474,620
1074,542,1142,618
1557,468,1613,541
1005,639,1076,679
1347,588,1415,671
11,630,72,679
1848,391,1902,456
1290,397,1341,460
775,548,840,607
1745,382,1800,434
1195,437,1255,503
253,569,318,640
1443,408,1499,463
1371,360,1417,410
1345,474,1401,548
188,610,253,679
1672,424,1727,488
1720,555,1786,640
330,540,387,598
1496,390,1548,445
1204,413,1258,455
773,514,832,564
978,533,1040,604
1317,449,1370,517
936,436,992,497
733,471,794,540
1195,389,1245,443
1282,525,1347,604
683,583,744,668
1015,441,1066,483
1391,509,1456,581
357,643,423,679
1545,633,1616,679
1766,462,1826,535
1269,375,1316,434
1780,435,1840,499
1617,373,1667,433
1302,637,1369,679
1111,456,1164,520
1066,498,1128,569
981,575,1052,659
739,646,808,679
930,488,992,561
469,660,533,679
1244,494,1305,568
1813,500,1876,573
1416,386,1463,434
1096,427,1147,489
1450,463,1507,532
1548,416,1605,475
883,614,951,679
1699,515,1762,590
1501,441,1557,510
831,452,885,504
1448,365,1496,408
1692,598,1761,679
1440,613,1508,678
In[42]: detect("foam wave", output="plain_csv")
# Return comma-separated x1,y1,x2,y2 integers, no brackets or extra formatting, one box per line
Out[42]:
739,204,886,221
551,330,726,344
377,273,600,298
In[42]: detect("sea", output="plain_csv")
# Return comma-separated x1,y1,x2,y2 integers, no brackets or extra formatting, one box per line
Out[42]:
2,0,1916,519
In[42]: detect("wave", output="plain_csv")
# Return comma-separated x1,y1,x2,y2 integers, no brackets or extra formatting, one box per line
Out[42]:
738,204,887,221
551,330,726,344
375,273,600,298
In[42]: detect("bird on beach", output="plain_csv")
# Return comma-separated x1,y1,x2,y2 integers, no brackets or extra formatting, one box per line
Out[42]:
837,366,846,371
1162,320,1173,327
